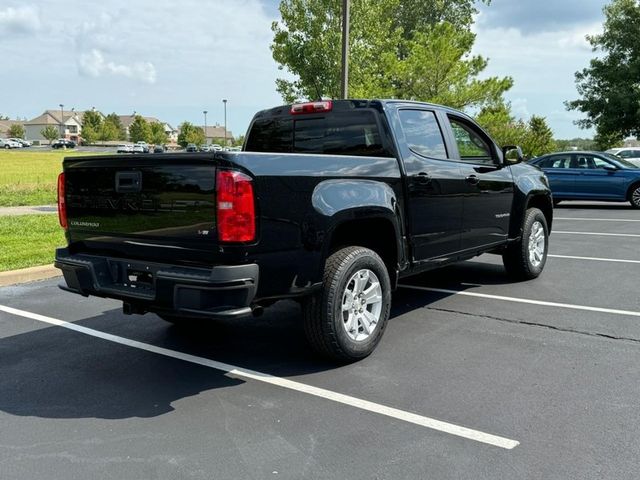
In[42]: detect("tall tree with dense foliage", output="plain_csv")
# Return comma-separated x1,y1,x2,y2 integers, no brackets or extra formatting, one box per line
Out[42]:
81,110,103,145
41,125,59,143
566,0,640,149
177,122,205,147
129,115,152,143
149,122,169,145
7,124,25,139
104,113,126,140
476,103,556,158
271,0,511,109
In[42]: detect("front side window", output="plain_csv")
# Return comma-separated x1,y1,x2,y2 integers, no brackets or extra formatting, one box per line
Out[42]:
448,117,494,164
398,109,447,159
572,154,611,169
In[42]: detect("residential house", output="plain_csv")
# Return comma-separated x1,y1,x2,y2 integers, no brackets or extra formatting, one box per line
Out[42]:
24,110,85,143
202,125,234,146
118,114,178,143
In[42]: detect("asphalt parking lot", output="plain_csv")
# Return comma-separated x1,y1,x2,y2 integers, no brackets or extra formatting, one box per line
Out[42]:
1,202,639,480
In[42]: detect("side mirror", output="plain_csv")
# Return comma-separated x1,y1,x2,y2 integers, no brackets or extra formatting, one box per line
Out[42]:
603,164,618,172
502,145,524,164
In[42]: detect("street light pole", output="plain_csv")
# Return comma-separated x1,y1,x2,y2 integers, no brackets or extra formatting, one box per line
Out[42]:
59,103,64,138
223,99,228,147
203,110,208,145
340,0,350,99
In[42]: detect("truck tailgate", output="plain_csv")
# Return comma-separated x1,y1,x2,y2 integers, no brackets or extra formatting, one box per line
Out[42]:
64,155,220,265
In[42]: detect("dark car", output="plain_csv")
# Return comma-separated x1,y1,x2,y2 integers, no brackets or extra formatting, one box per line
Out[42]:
55,99,552,362
185,143,198,152
529,151,640,208
51,139,76,149
153,145,165,153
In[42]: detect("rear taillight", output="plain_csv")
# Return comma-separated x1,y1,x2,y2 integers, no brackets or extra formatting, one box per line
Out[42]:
216,170,256,243
57,172,67,230
290,100,333,115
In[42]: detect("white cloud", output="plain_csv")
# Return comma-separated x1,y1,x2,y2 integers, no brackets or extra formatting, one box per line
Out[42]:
0,5,41,36
78,49,157,84
472,22,603,137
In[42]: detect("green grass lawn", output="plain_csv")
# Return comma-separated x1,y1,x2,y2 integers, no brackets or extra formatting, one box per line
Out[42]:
0,215,65,271
0,149,97,207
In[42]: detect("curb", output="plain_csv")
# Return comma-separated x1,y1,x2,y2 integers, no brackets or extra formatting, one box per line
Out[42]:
0,264,61,287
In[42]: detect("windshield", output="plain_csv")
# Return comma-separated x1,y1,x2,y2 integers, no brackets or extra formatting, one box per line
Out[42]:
603,153,637,168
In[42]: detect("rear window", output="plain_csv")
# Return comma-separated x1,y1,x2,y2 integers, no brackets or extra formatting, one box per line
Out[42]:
245,111,391,157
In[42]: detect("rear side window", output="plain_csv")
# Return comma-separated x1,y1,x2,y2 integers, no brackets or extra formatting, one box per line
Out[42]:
398,110,447,159
538,155,572,168
245,111,391,157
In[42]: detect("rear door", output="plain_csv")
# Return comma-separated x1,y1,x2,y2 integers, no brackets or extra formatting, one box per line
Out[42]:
396,108,465,261
444,115,514,251
536,154,576,198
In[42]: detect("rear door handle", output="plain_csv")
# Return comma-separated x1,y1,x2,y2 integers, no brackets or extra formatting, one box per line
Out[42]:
413,172,431,185
465,175,480,185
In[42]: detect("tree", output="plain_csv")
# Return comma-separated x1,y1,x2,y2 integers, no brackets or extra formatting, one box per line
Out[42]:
271,0,511,109
233,134,245,147
41,125,58,144
566,0,640,148
104,113,126,140
7,124,25,139
476,103,556,159
129,115,152,143
81,110,103,145
149,122,169,145
554,138,597,152
98,121,119,142
177,122,205,147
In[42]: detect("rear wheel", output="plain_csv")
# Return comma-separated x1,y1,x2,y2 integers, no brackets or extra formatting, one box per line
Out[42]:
629,184,640,209
503,207,549,280
302,246,391,363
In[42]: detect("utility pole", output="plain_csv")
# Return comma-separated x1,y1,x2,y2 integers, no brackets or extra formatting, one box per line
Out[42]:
223,99,228,147
340,0,350,99
59,103,64,138
203,110,208,145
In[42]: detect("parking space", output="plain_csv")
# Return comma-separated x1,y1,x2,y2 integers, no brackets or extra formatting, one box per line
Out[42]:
1,203,640,479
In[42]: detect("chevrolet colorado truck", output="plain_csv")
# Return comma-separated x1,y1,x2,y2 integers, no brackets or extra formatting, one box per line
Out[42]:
55,100,552,361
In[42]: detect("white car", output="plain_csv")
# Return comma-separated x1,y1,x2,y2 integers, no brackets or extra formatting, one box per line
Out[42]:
117,144,133,153
8,138,31,147
210,144,223,151
135,141,150,153
0,138,21,149
606,147,640,167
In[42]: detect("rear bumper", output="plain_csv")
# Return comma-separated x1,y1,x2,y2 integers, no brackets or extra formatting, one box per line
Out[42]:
54,248,258,319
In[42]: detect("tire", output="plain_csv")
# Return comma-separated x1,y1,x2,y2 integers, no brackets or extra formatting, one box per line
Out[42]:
629,183,640,209
502,207,549,280
4,145,9,149
302,246,392,362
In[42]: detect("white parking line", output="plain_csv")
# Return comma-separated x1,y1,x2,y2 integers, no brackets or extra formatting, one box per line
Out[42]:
549,254,640,265
0,304,519,450
399,285,640,318
556,217,640,223
554,231,640,238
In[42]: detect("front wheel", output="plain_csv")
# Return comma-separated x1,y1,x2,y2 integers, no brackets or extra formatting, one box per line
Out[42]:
629,184,640,209
502,208,549,280
302,247,392,363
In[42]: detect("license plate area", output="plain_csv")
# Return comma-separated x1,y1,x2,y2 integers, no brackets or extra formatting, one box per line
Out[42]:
127,269,154,290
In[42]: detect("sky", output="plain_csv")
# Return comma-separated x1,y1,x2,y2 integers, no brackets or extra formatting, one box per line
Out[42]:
0,0,609,139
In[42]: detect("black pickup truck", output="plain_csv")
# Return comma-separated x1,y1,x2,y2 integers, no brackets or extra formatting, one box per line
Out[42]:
55,100,552,361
